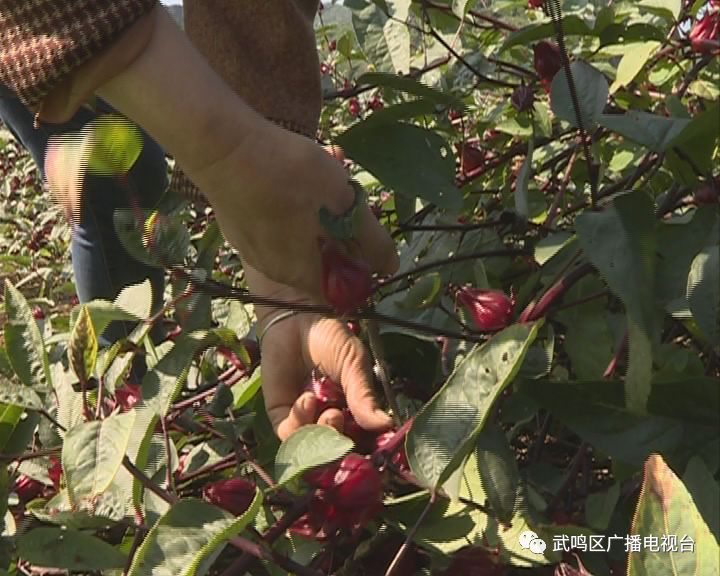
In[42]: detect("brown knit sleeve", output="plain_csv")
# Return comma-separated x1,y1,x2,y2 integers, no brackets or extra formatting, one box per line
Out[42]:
0,0,157,109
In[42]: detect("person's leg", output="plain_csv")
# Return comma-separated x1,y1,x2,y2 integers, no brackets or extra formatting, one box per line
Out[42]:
0,84,167,349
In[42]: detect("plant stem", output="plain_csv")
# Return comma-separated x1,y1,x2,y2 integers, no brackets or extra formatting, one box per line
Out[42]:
365,318,402,426
384,492,435,576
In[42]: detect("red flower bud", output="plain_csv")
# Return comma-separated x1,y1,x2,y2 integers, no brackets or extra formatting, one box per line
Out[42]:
48,456,62,489
115,382,142,412
456,143,485,175
202,477,256,516
327,453,383,528
456,287,514,331
689,9,720,54
375,430,410,473
304,369,345,416
533,41,562,86
320,240,373,313
528,0,544,7
348,97,361,116
31,306,45,320
341,409,377,454
14,475,45,502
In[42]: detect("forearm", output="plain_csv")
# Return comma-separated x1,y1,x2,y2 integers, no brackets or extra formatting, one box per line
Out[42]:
95,6,267,193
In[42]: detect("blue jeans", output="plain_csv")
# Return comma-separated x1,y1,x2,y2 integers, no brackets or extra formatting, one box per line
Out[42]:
0,85,167,350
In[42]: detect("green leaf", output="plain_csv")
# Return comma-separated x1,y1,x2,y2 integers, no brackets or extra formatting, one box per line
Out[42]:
68,305,98,384
78,300,142,340
639,0,682,20
683,457,720,541
336,121,460,210
501,16,593,51
610,41,660,94
476,423,520,523
275,425,354,487
0,378,43,410
599,111,690,152
383,0,411,74
667,101,719,173
3,280,52,390
62,410,136,505
628,454,719,576
687,247,719,345
576,191,658,412
16,527,127,570
87,114,143,176
127,493,262,576
114,279,154,320
452,0,474,18
406,322,542,490
585,482,620,531
550,60,609,129
348,0,394,72
397,273,442,310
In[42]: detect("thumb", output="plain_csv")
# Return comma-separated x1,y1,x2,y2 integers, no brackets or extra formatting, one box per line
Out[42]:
305,317,392,432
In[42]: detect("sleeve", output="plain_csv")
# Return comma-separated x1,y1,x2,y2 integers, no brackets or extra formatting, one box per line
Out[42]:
0,0,157,109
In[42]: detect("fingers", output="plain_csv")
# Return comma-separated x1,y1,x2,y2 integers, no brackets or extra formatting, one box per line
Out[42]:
305,317,393,432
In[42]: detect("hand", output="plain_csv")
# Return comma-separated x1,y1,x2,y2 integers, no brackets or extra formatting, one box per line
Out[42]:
246,264,393,441
199,123,398,300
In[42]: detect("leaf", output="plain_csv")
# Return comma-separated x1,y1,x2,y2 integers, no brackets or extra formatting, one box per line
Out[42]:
336,121,460,210
127,494,262,576
78,300,142,340
452,0,474,18
683,457,720,541
687,247,719,345
87,114,143,176
348,0,394,72
475,423,520,523
114,279,154,320
0,379,43,410
16,527,127,570
667,101,719,173
585,483,620,531
639,0,682,20
610,41,660,94
275,425,354,486
3,280,52,390
550,61,609,129
68,305,98,384
62,410,136,505
628,454,719,576
383,0,411,74
501,16,593,51
576,191,658,412
357,72,459,107
406,322,542,490
599,111,690,152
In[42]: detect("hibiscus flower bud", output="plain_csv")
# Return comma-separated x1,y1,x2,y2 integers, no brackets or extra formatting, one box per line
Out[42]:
374,430,410,473
202,477,256,516
456,143,485,175
320,239,373,313
533,41,562,88
456,287,514,331
115,382,142,412
14,475,45,502
689,9,720,54
48,456,62,489
304,369,345,416
329,453,383,528
511,84,535,112
528,0,544,7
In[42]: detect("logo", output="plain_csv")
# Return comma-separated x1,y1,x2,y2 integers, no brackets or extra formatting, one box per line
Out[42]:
519,530,547,554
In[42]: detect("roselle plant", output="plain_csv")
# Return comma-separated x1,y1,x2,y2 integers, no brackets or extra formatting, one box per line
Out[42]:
1,0,718,575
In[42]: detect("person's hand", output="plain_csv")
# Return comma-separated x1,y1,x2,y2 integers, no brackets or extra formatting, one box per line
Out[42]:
196,123,398,301
246,263,393,440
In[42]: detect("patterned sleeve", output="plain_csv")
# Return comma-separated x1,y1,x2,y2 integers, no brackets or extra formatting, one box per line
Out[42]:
0,0,156,109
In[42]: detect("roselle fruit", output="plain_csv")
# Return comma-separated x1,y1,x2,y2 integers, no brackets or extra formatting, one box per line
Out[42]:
304,370,345,416
13,475,44,502
331,453,383,516
202,477,256,516
456,143,485,175
456,287,514,332
689,8,719,54
528,0,544,7
114,382,142,412
48,456,62,489
374,430,410,474
533,41,562,87
320,239,373,313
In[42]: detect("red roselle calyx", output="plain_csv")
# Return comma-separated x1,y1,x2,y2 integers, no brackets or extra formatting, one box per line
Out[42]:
202,477,256,516
114,382,142,412
528,0,544,8
456,287,514,332
304,369,345,416
320,239,373,313
689,7,720,54
13,475,45,502
48,456,62,489
533,41,562,90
